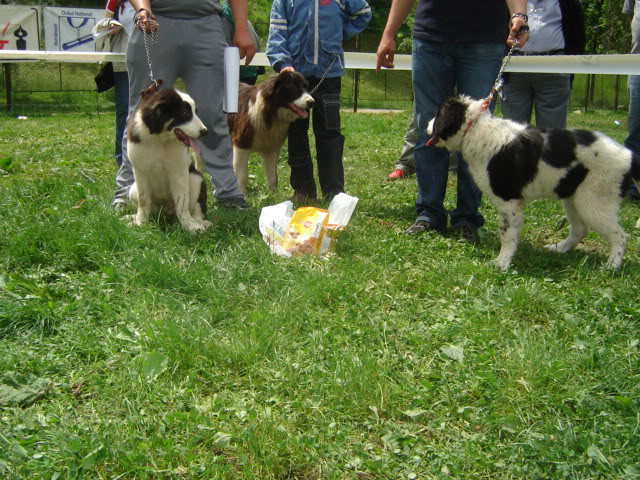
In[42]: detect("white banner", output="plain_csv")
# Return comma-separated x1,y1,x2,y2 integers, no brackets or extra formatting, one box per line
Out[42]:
0,6,40,51
44,6,101,52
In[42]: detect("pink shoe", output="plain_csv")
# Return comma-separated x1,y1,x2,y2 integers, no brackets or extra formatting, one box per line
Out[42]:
388,168,412,180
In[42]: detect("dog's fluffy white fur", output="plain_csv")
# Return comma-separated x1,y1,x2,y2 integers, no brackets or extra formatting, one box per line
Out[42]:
127,86,211,233
427,95,640,271
227,71,314,194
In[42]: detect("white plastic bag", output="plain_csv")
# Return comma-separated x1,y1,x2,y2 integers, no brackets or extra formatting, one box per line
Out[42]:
258,193,359,258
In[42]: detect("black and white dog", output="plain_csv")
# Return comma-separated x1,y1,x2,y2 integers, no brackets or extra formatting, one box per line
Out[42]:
127,85,211,233
427,95,640,271
227,71,315,194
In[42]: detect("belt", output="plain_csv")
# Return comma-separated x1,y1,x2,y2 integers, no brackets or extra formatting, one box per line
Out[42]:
513,49,565,56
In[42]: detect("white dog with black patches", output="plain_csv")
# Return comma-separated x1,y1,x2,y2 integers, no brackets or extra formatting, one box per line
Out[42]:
427,95,640,271
127,84,211,233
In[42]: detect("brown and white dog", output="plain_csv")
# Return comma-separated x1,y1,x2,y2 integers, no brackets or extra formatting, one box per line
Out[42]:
427,95,640,271
227,71,315,194
127,85,211,233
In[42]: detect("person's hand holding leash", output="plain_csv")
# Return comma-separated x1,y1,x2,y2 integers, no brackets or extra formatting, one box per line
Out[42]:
134,7,158,33
507,12,529,47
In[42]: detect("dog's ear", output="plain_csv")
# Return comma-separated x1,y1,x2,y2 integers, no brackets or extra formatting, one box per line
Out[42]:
431,97,467,143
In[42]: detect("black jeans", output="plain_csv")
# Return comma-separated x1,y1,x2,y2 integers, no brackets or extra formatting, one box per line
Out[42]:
287,76,345,198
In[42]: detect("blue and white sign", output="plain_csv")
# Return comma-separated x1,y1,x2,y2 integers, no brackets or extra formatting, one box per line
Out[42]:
44,7,101,52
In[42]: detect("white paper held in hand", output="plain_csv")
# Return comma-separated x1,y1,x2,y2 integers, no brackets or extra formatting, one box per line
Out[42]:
223,47,240,113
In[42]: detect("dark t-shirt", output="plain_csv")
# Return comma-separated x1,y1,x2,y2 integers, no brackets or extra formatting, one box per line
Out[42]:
413,0,509,44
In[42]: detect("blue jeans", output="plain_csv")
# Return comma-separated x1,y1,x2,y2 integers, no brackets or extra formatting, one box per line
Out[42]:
412,39,504,232
113,70,129,167
626,75,640,197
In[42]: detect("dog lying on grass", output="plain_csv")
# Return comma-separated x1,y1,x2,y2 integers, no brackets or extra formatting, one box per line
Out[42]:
427,95,640,271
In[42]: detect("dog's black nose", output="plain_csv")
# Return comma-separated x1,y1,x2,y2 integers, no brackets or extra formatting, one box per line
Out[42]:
306,98,315,108
199,128,208,137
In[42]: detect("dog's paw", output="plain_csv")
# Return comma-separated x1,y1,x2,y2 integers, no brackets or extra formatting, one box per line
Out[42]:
495,256,512,272
200,220,212,229
544,242,570,254
182,220,208,233
127,214,146,226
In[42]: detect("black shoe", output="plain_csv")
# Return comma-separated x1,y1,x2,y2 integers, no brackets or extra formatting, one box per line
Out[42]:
406,220,438,235
218,196,249,210
290,191,317,204
454,224,480,245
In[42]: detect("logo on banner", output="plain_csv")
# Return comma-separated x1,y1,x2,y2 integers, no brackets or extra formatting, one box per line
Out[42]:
44,7,101,52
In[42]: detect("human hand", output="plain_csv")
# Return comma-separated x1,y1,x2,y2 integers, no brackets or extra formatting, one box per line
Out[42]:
376,34,397,72
134,8,158,34
234,27,256,65
281,66,295,73
507,14,529,47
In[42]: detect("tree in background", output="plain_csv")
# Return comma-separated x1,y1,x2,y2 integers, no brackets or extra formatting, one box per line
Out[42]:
579,0,630,53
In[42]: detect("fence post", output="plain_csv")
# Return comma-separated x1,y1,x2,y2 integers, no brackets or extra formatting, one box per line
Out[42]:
614,75,620,111
3,63,13,112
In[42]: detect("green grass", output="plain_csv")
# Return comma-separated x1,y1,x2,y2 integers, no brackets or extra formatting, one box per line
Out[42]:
1,108,639,479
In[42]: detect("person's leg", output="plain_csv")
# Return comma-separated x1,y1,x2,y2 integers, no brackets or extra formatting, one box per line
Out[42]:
113,71,129,167
288,77,317,199
532,73,571,129
395,107,418,173
311,76,345,199
500,72,534,124
112,18,179,206
411,38,456,233
626,75,640,199
451,42,505,231
180,14,246,203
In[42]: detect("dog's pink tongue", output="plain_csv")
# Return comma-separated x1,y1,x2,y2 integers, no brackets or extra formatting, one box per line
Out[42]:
188,137,201,154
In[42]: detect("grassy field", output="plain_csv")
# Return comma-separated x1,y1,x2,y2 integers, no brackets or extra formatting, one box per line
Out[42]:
1,107,639,479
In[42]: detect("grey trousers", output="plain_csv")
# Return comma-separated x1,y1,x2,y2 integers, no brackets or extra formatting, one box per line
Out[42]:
501,72,572,129
395,108,418,173
113,13,244,205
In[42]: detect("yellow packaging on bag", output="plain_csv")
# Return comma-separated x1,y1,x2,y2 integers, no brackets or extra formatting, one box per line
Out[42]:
281,207,329,256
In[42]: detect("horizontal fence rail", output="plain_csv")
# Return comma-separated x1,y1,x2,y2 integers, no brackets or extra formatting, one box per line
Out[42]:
2,51,639,113
2,51,640,75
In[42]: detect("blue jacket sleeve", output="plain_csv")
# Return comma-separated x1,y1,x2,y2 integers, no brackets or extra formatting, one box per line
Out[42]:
266,0,293,72
343,0,372,40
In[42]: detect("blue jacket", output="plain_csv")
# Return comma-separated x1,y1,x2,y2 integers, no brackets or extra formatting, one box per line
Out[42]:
267,0,372,78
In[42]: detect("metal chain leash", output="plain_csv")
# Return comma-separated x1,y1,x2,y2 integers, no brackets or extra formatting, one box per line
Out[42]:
481,26,530,109
142,27,160,87
309,54,338,95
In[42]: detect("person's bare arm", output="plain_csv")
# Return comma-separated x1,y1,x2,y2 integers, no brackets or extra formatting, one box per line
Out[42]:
375,0,416,71
506,0,529,47
229,0,256,64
